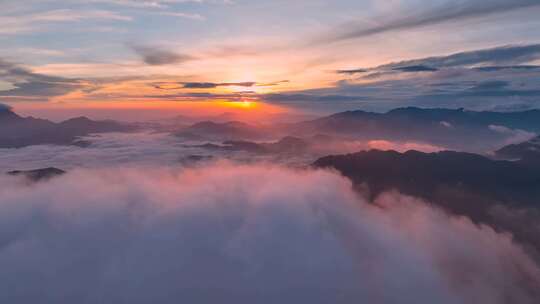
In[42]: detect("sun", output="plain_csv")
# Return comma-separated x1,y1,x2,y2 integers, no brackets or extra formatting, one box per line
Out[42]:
228,100,255,109
240,100,253,108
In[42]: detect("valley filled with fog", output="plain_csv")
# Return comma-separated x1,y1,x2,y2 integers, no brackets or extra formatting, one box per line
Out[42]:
2,1,540,301
2,104,540,303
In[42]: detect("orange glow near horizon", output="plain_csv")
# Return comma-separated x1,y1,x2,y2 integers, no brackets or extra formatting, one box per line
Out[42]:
9,99,291,123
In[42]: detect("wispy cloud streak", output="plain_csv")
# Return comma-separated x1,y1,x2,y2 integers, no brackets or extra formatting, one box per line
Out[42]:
318,0,540,43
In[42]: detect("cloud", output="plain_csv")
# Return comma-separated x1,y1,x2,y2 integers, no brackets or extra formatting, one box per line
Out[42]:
0,131,316,171
336,68,368,75
0,163,538,303
158,11,206,21
472,80,510,91
475,65,540,72
318,0,540,43
0,132,218,171
89,0,169,8
256,80,290,87
340,44,540,75
277,44,540,111
181,82,257,89
88,0,231,9
387,44,540,70
440,121,453,128
392,65,438,72
0,131,451,171
129,45,193,65
488,125,536,145
366,140,445,153
0,9,132,35
0,59,83,101
152,80,289,90
264,93,372,103
150,92,255,99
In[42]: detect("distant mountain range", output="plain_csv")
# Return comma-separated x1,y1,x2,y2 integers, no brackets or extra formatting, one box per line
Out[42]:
495,136,540,162
314,149,540,251
5,105,540,154
190,136,310,154
175,121,275,141
173,107,540,152
162,111,319,125
293,107,540,152
0,107,137,148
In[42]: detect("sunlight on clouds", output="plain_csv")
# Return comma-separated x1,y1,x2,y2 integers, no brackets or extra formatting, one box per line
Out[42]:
1,0,539,115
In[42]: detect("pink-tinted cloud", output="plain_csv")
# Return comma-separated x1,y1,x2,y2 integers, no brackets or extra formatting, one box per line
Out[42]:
0,163,538,303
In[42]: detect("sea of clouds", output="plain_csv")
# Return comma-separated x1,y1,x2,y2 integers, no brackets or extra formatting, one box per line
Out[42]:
0,162,538,303
0,131,451,172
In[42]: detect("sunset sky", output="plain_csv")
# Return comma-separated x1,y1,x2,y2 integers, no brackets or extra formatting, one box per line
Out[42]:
4,2,540,302
1,0,540,120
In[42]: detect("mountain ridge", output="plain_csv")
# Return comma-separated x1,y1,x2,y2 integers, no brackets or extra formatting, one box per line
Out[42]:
0,106,137,148
293,107,540,151
313,149,540,251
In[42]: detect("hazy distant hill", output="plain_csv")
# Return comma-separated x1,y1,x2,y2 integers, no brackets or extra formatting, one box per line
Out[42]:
294,107,540,151
314,149,540,250
0,107,137,148
163,112,318,126
175,121,274,141
192,136,310,154
495,136,540,161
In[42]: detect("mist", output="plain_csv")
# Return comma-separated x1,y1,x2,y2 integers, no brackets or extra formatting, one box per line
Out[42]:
0,163,538,303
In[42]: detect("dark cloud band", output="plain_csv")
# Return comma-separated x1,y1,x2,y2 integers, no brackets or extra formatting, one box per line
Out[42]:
129,44,193,66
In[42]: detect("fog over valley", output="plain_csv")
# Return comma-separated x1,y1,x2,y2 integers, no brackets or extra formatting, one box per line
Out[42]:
2,0,540,302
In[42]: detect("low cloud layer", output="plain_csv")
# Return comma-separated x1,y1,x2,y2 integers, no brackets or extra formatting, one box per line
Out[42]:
366,139,444,153
0,163,539,303
0,131,451,172
0,132,214,171
489,125,536,146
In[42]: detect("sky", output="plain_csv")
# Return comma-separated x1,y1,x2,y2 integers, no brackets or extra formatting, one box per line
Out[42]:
2,3,540,301
1,0,540,120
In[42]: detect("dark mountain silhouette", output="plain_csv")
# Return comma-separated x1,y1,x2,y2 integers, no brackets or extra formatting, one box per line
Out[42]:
178,155,214,166
495,136,540,162
314,149,540,252
7,167,66,182
293,107,540,151
0,107,136,148
163,112,318,126
190,136,310,154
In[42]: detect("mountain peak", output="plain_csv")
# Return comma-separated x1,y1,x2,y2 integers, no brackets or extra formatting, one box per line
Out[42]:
61,116,93,123
0,104,22,121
